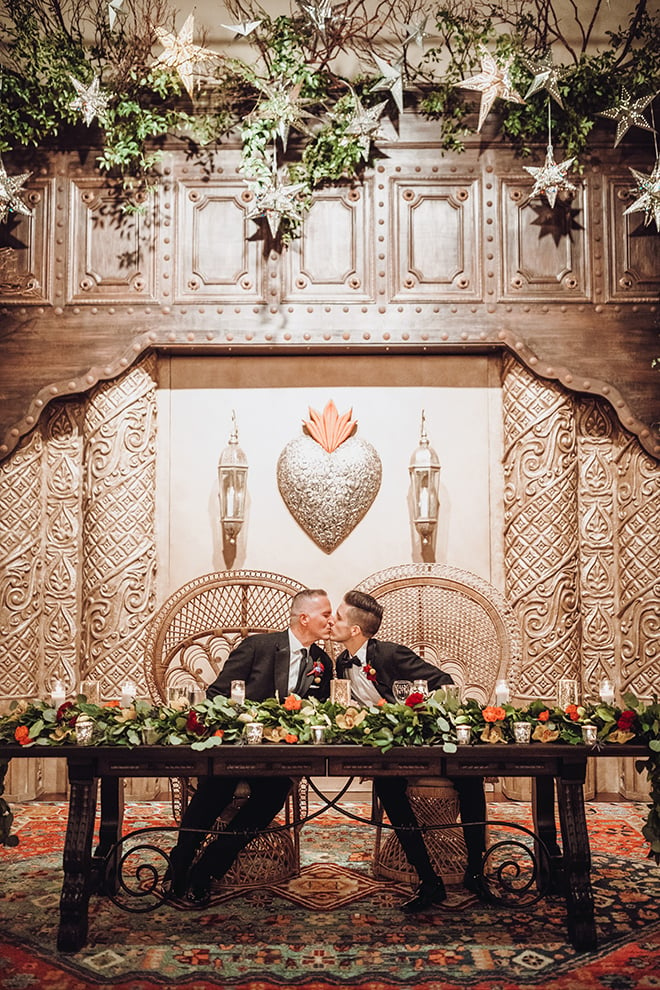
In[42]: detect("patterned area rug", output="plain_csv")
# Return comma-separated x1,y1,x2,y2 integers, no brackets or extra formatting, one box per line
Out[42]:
0,799,658,990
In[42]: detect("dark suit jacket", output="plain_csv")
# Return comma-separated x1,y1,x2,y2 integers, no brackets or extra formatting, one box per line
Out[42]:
206,631,332,703
336,639,452,703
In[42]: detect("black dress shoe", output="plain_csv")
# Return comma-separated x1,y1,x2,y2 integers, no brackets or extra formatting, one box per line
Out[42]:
463,868,487,898
166,886,211,909
400,879,447,914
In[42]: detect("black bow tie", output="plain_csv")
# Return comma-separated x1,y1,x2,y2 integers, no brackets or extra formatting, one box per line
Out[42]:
338,650,361,668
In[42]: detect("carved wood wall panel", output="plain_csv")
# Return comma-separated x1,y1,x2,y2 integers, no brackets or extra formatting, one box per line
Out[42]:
283,185,373,303
500,176,589,300
390,176,480,301
0,176,53,303
68,179,158,304
174,179,264,303
81,358,158,696
501,356,582,700
605,173,660,302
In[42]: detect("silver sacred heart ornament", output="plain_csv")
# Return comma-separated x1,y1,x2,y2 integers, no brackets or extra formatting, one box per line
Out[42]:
277,402,382,553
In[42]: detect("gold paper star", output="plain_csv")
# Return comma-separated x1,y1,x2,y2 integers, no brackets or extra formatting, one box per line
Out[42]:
523,144,577,208
69,75,110,126
0,156,32,224
624,158,660,230
344,98,388,159
521,51,564,107
153,13,217,98
371,54,405,115
457,48,525,132
245,175,307,238
599,87,657,147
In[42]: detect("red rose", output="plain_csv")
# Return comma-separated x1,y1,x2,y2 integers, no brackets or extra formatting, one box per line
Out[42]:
56,701,74,722
617,710,636,732
405,692,425,707
185,710,206,736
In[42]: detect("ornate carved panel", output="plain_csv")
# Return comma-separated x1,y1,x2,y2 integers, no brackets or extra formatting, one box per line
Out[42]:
283,185,374,302
499,176,589,300
390,176,481,301
0,430,44,699
80,358,158,697
67,178,158,303
605,173,660,302
42,402,84,694
0,175,53,304
501,357,581,700
174,179,265,303
575,400,619,694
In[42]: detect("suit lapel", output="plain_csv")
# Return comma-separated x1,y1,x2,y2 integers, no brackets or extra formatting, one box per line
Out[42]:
274,632,291,700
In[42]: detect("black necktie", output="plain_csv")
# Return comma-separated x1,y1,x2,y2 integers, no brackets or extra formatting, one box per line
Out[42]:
294,648,309,695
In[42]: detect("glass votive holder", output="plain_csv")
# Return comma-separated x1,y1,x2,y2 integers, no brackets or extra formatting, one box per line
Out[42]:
513,721,532,744
79,679,100,705
582,724,598,745
598,678,615,705
141,727,161,745
558,678,579,709
330,679,352,706
412,679,429,698
75,714,95,745
311,725,326,744
456,725,472,745
244,722,263,745
230,680,246,704
495,678,510,705
120,679,137,708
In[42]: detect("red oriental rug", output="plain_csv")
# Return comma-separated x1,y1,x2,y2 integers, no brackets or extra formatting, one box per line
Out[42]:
0,799,658,990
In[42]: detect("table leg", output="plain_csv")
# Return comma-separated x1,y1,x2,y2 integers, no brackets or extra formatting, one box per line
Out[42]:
556,774,597,952
94,776,124,894
58,765,98,953
532,776,563,894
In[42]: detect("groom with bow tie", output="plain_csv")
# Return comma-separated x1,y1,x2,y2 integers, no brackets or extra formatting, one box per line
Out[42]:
167,587,333,905
332,589,487,913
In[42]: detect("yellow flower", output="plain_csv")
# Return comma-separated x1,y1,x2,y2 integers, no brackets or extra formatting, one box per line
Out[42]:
335,707,367,730
532,724,560,743
607,729,635,744
480,723,506,744
263,725,286,742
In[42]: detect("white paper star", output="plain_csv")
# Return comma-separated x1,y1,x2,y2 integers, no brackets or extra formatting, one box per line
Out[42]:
245,175,307,238
402,17,428,49
297,0,334,33
371,54,405,115
457,48,525,132
69,75,110,126
599,87,657,147
343,98,388,159
521,51,564,107
153,13,217,98
624,157,660,230
523,144,577,208
256,84,313,150
108,0,124,29
0,156,32,224
220,19,262,37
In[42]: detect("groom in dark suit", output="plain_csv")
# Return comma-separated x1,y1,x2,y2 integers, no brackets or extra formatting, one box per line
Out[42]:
167,587,333,904
332,589,487,912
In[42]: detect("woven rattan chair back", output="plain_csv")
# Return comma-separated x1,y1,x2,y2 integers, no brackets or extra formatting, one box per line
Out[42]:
144,570,307,704
356,562,522,704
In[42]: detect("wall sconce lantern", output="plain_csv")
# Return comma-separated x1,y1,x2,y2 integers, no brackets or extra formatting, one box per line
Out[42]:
218,412,248,567
409,411,441,560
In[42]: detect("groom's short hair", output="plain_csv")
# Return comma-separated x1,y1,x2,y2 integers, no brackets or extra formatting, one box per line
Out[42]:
343,590,383,637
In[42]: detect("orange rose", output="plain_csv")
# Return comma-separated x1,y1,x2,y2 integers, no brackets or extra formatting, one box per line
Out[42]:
213,729,224,737
104,700,121,708
14,725,30,745
483,705,506,723
284,733,299,744
538,710,550,722
283,695,302,712
565,704,580,722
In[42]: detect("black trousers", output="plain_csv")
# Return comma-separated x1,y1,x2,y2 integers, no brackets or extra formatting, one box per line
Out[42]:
170,775,293,890
374,775,487,882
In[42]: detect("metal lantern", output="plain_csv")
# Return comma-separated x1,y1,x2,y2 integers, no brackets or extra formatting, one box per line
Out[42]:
218,412,248,557
409,411,441,550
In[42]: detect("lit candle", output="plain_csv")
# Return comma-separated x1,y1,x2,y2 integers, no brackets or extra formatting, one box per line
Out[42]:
120,679,137,707
230,680,246,704
419,485,430,518
599,679,615,705
495,679,510,705
51,679,66,709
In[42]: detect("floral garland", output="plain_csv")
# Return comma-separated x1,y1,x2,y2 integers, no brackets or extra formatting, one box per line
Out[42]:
1,688,659,860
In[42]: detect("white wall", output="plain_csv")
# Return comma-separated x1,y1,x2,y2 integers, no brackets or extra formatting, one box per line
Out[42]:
156,354,504,608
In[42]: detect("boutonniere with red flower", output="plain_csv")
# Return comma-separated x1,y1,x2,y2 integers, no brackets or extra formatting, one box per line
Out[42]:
363,662,378,683
308,659,325,685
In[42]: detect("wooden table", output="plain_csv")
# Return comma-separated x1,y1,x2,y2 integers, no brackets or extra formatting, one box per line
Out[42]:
1,742,648,954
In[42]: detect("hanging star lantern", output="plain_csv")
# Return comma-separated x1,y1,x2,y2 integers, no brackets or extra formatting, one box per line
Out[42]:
371,54,405,115
523,144,577,208
457,48,525,132
521,50,564,107
624,158,660,230
153,13,217,98
107,0,124,29
297,0,334,34
0,156,32,224
220,19,262,37
343,98,388,159
599,87,657,147
402,17,428,49
256,84,313,150
245,174,307,238
69,75,110,126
